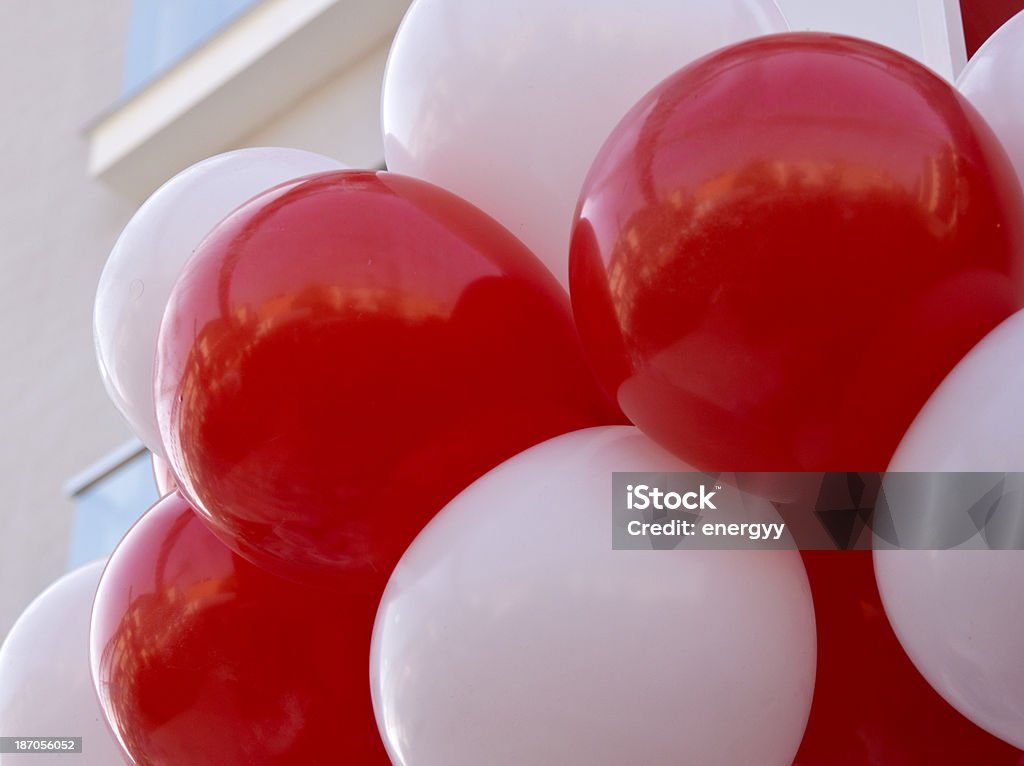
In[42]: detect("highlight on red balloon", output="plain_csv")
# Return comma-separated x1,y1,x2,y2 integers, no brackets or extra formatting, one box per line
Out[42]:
154,170,622,589
570,32,1024,475
90,492,391,766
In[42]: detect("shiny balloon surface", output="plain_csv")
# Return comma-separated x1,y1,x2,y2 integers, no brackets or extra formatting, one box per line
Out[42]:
155,170,619,586
571,33,1024,472
90,493,389,765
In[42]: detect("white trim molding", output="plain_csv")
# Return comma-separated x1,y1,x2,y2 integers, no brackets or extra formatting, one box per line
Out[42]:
63,439,147,497
87,0,409,199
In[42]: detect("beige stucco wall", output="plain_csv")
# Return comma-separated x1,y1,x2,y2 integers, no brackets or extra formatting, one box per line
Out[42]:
0,1,136,637
240,41,387,168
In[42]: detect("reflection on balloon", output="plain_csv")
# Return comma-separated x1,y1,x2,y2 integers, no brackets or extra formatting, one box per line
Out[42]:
0,560,128,766
94,148,345,456
155,170,620,588
372,426,816,766
90,493,389,766
383,0,788,285
571,33,1024,473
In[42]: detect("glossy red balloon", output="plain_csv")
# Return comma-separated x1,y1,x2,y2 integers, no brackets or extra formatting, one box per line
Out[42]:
155,170,619,586
795,552,1024,764
571,33,1024,473
90,492,389,765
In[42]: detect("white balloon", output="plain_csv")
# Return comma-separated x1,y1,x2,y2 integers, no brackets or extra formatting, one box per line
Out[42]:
957,10,1024,190
371,426,816,766
875,309,1024,750
886,309,1024,472
383,0,788,286
0,560,127,765
94,148,345,456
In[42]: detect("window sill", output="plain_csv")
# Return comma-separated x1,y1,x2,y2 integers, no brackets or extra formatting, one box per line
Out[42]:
86,0,409,200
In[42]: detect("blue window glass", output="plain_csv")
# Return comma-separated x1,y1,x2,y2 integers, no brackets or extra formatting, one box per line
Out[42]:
66,450,159,569
122,0,262,96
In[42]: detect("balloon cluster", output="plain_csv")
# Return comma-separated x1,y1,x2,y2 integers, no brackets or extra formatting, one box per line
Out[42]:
5,4,1024,765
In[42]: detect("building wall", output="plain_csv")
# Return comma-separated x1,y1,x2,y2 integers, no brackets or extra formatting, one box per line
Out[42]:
0,1,136,637
240,41,388,168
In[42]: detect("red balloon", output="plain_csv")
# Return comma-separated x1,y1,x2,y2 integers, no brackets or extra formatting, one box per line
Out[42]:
90,492,389,765
571,33,1024,473
155,170,619,586
795,552,1024,764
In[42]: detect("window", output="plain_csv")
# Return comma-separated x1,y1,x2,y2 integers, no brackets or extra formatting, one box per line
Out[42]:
65,442,159,569
123,0,262,96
